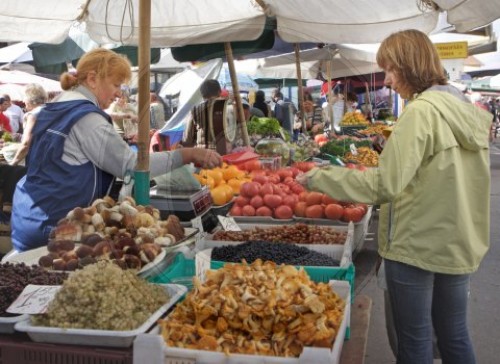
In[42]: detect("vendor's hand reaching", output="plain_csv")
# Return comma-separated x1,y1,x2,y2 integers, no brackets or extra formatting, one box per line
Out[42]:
181,148,223,170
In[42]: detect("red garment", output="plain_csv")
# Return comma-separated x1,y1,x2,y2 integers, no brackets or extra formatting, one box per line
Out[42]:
0,113,12,133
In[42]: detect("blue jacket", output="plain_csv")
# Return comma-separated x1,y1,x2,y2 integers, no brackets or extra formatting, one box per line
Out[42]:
12,100,113,251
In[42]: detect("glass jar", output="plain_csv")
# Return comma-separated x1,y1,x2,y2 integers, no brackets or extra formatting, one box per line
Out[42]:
254,137,290,166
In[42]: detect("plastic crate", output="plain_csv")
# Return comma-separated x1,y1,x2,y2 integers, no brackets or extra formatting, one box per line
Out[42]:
147,254,195,290
0,333,132,364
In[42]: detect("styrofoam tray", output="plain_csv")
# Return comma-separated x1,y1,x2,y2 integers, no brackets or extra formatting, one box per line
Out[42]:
133,280,350,364
226,214,293,224
4,244,171,276
0,314,29,334
15,284,187,348
200,222,354,264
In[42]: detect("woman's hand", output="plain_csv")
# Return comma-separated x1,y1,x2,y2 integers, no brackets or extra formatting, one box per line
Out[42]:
181,148,223,169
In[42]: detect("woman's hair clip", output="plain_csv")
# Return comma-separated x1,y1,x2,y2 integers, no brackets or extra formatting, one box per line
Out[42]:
69,69,78,78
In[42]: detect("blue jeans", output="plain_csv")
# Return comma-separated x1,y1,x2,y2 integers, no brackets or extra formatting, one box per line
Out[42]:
385,259,475,364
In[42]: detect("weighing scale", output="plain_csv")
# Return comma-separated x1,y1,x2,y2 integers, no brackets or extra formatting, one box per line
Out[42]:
150,186,212,221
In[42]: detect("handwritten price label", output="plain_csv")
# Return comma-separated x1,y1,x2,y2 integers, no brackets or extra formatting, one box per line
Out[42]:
217,216,242,231
7,285,61,315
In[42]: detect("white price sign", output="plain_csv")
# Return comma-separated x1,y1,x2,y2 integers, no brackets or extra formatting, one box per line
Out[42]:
191,215,204,234
349,143,358,156
217,216,242,231
7,285,61,315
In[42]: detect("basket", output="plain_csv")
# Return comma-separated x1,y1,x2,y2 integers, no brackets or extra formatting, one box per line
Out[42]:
148,254,195,290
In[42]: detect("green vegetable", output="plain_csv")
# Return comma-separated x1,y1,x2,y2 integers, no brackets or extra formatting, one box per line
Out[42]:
319,138,372,157
247,117,282,137
1,132,13,142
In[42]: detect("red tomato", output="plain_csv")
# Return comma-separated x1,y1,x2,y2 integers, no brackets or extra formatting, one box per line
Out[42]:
252,175,269,185
249,195,264,209
345,163,357,169
342,207,364,222
305,191,324,206
259,183,274,197
263,194,283,209
234,196,250,207
230,205,243,216
321,194,338,205
305,204,324,219
357,165,368,172
240,182,260,198
324,204,344,220
283,195,298,209
274,205,293,219
294,201,307,217
277,169,294,181
314,134,328,144
356,203,368,214
242,205,256,216
255,206,273,216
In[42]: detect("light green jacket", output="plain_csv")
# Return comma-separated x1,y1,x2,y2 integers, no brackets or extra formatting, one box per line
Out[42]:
307,89,491,274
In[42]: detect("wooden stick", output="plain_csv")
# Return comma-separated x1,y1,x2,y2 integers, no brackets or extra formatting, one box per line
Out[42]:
224,42,250,146
294,43,306,133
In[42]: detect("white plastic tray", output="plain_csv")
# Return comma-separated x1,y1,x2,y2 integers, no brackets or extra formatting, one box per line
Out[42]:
15,284,187,347
133,280,350,364
4,244,170,276
200,222,353,263
0,314,29,334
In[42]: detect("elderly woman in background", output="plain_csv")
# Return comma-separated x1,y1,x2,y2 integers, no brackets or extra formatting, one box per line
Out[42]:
10,84,48,166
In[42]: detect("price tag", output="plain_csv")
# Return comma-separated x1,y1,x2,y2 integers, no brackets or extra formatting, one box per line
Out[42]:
191,215,204,234
349,143,358,156
217,216,242,231
7,285,61,315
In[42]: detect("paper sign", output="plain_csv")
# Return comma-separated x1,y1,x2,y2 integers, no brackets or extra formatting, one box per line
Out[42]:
349,143,358,156
7,285,61,315
191,215,204,234
217,216,242,231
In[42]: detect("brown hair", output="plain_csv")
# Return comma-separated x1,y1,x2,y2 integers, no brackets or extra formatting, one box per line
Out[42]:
60,48,132,90
376,29,447,99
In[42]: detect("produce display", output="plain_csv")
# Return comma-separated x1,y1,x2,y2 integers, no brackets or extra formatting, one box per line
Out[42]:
344,146,380,167
254,137,291,166
32,261,170,330
43,196,186,271
194,164,251,205
159,259,345,357
211,241,339,267
212,224,347,245
340,111,370,126
358,123,390,136
0,262,68,317
319,137,372,158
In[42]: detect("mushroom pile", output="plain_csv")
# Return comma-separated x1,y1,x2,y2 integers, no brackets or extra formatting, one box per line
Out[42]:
159,260,345,357
39,196,186,271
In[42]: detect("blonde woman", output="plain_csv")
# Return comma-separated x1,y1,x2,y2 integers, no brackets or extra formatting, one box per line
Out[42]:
10,84,48,166
11,48,222,253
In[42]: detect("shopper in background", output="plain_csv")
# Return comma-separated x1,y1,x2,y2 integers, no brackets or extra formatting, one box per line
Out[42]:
2,94,24,134
11,48,222,253
10,83,48,166
182,79,222,149
0,97,12,133
150,92,166,130
298,29,491,364
106,90,138,140
252,90,269,117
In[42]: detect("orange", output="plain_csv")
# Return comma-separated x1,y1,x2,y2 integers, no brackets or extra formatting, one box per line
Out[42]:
222,165,240,181
227,178,244,194
211,186,229,206
219,184,234,202
207,169,223,186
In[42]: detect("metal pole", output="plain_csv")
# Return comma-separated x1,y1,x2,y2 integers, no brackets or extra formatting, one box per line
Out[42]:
294,43,306,133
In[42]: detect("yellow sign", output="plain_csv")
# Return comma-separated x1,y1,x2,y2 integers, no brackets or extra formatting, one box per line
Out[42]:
435,42,468,59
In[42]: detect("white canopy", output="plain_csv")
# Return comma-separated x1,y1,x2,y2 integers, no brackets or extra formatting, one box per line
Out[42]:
0,0,499,46
0,70,62,100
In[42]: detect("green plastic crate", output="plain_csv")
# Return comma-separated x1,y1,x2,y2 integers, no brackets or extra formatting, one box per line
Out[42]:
148,254,196,289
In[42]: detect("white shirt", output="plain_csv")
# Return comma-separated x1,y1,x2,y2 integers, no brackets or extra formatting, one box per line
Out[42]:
5,104,24,133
